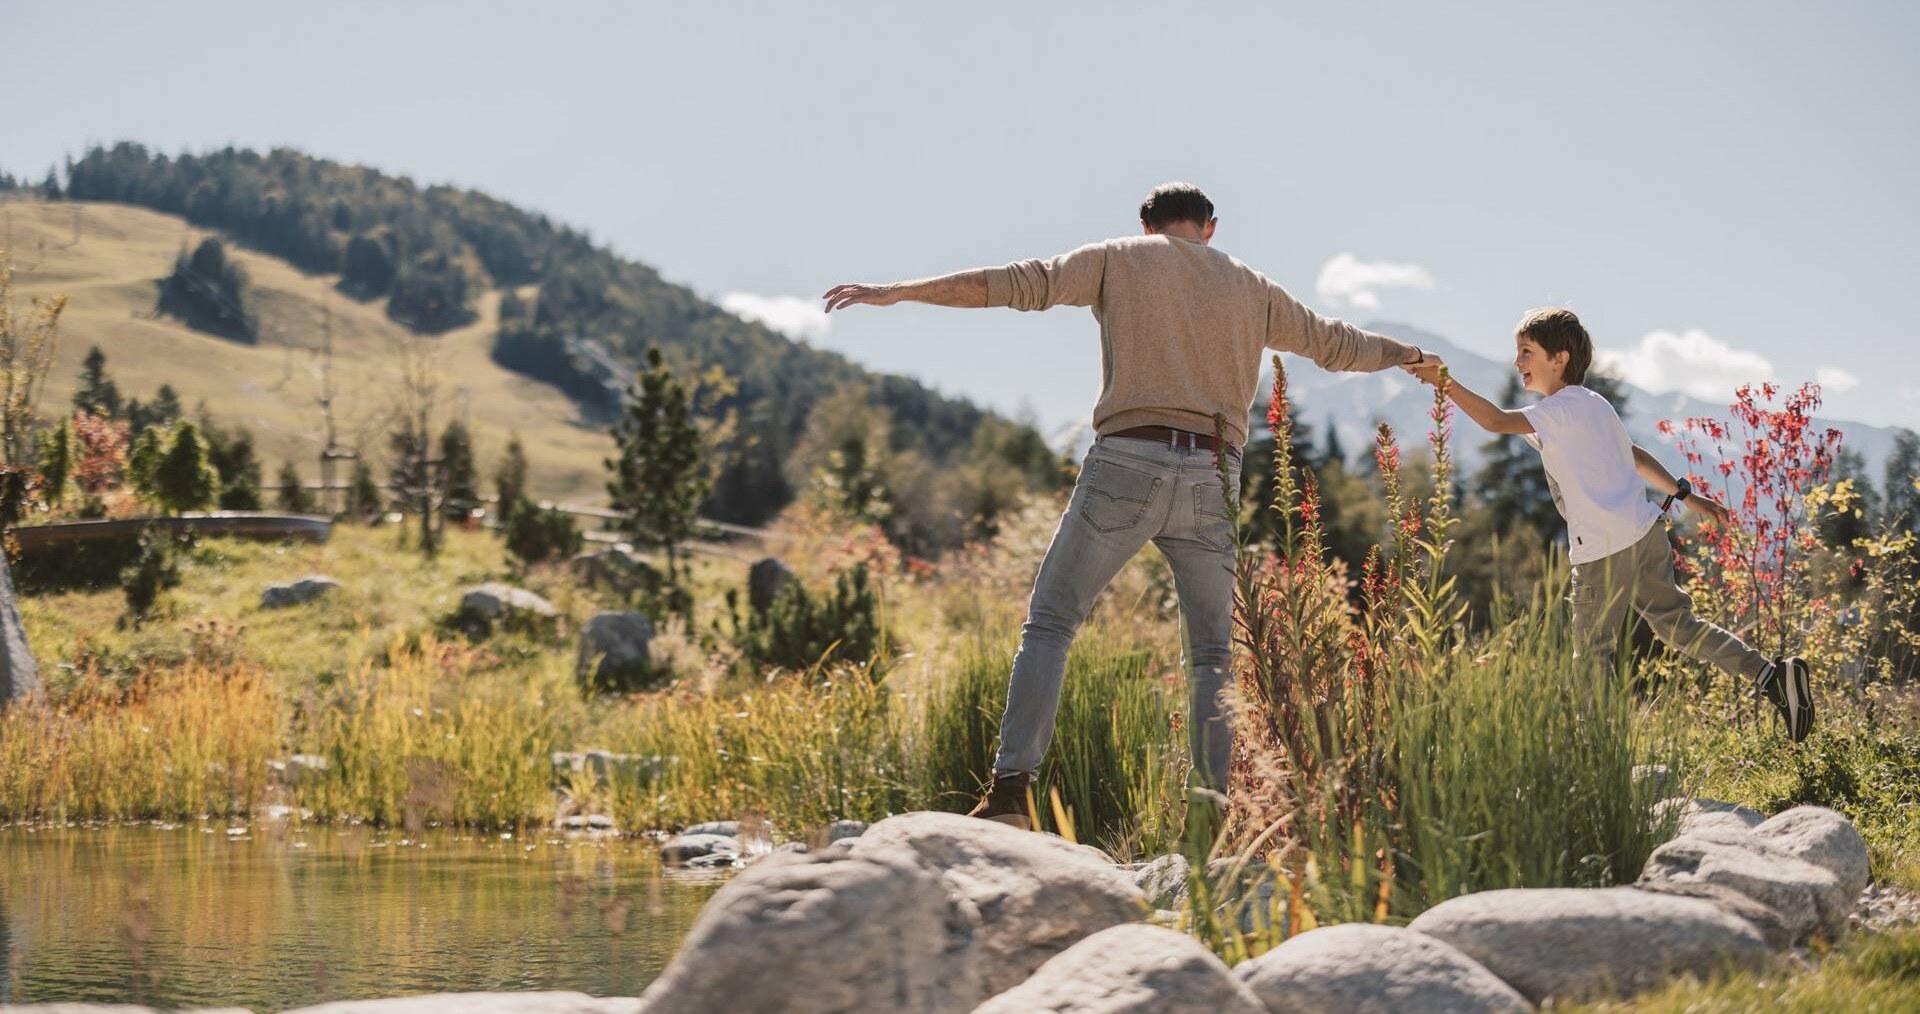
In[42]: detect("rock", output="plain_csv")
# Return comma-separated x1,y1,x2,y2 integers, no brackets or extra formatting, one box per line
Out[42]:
639,848,982,1013
683,820,740,837
271,753,330,787
1632,763,1675,798
457,583,558,629
1638,827,1851,945
570,547,661,594
1854,882,1920,933
1133,853,1191,911
4,1007,253,1014
283,992,641,1014
0,550,42,705
1655,797,1766,836
685,852,745,870
1407,887,1770,1003
975,922,1264,1014
1750,806,1871,900
660,833,740,864
826,819,869,842
1235,923,1530,1014
583,750,668,787
260,574,340,609
748,557,796,614
851,811,1146,995
556,813,615,832
576,611,657,692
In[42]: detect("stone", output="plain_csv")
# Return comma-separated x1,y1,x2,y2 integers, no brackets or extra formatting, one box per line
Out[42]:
1132,853,1192,911
683,820,740,837
1632,763,1675,798
570,547,660,594
851,811,1147,995
583,750,668,787
283,992,641,1014
748,557,796,614
1750,806,1871,900
457,583,559,628
660,833,740,864
1407,887,1770,1003
556,813,615,832
1655,797,1766,836
975,922,1264,1014
576,611,657,691
0,549,42,705
1235,923,1530,1014
260,574,340,609
1638,827,1851,945
825,819,869,842
639,848,982,1013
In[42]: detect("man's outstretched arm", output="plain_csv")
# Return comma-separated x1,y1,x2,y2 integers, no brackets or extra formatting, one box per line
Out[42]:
822,270,990,313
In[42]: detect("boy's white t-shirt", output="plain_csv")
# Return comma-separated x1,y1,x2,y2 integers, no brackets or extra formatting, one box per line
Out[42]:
1519,385,1662,565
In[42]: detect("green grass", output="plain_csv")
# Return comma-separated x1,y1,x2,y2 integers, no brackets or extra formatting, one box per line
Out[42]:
1562,928,1920,1013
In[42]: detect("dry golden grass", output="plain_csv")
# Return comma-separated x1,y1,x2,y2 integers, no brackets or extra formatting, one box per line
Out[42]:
1,196,612,501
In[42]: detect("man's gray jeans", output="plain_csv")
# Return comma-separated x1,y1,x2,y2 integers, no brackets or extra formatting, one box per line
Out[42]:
993,435,1240,789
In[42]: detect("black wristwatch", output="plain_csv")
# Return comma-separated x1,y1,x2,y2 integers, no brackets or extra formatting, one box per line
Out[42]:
1661,478,1692,513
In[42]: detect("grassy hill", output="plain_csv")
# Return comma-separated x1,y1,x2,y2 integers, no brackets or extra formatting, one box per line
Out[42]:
5,196,618,502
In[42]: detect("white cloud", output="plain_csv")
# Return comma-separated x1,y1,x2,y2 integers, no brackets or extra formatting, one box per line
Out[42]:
1594,328,1775,401
719,292,831,341
1314,253,1434,311
1815,366,1861,394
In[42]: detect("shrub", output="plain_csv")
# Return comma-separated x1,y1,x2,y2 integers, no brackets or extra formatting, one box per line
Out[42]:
732,564,886,672
502,499,581,567
120,526,182,624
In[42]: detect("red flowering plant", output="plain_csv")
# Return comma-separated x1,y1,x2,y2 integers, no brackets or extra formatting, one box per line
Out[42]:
1664,382,1843,698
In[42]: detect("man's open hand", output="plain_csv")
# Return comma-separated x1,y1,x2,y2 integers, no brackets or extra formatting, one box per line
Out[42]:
1402,352,1446,386
822,283,902,313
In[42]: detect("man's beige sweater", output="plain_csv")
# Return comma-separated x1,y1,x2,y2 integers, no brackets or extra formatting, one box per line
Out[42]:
985,234,1417,447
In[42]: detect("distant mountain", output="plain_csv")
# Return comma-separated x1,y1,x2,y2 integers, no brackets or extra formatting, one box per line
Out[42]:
1273,322,1902,481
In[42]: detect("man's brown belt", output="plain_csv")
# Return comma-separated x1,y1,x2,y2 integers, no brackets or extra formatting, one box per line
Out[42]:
1104,425,1237,453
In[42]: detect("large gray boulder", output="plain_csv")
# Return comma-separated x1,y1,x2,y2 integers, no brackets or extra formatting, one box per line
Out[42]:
458,583,558,626
284,990,641,1006
640,848,983,1013
284,993,640,1014
660,833,739,864
1638,826,1851,945
576,611,656,691
1750,806,1871,900
851,811,1146,996
0,549,41,705
1235,923,1530,1014
570,547,660,594
1407,887,1770,1003
974,923,1264,1014
260,574,340,609
748,557,796,613
1655,797,1767,836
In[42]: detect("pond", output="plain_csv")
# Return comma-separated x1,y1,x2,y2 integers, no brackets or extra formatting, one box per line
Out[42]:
0,821,724,1010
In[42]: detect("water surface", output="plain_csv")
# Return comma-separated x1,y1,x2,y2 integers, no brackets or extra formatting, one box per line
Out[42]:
0,821,722,1010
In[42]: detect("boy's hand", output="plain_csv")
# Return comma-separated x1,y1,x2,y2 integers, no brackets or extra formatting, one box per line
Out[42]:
1402,354,1447,386
1686,494,1733,528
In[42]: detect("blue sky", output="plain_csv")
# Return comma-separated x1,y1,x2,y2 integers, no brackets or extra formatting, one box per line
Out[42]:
9,1,1917,434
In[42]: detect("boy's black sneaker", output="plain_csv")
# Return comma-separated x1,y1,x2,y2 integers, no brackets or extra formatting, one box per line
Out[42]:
966,771,1033,831
1755,656,1814,743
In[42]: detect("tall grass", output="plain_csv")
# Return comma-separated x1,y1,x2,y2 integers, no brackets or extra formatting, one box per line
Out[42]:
0,663,278,821
919,636,1186,859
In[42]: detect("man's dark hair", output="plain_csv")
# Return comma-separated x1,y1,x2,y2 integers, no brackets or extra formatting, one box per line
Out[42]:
1516,306,1593,385
1139,182,1214,231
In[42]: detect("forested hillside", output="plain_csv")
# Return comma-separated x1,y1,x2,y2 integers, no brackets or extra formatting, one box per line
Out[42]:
46,143,1055,532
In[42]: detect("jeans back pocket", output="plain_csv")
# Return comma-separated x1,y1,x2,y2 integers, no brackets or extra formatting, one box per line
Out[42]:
1077,457,1162,533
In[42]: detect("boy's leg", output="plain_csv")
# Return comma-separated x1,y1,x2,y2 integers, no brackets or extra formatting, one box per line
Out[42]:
1150,457,1241,792
1623,527,1770,683
1570,550,1633,672
990,444,1167,776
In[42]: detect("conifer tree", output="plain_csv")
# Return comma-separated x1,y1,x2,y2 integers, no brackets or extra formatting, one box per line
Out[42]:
277,461,315,513
607,347,707,611
35,417,75,506
438,419,478,527
154,421,219,514
73,347,122,418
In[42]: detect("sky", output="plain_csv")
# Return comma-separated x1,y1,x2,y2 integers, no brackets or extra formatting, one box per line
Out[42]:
8,1,1918,434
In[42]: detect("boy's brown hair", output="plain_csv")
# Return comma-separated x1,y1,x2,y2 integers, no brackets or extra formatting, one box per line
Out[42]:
1517,306,1593,385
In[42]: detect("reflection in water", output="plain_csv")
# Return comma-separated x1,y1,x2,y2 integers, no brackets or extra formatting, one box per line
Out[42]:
0,822,723,1009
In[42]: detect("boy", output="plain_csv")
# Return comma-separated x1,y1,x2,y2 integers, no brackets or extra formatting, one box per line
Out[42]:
1408,307,1813,741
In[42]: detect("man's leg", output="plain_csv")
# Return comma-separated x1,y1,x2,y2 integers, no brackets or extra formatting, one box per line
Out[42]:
990,445,1167,776
1151,464,1240,792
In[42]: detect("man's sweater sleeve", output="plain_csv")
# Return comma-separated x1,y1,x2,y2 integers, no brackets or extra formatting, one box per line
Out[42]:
1264,279,1416,372
986,242,1107,311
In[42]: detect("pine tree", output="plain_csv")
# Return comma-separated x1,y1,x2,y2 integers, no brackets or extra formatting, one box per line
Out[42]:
35,417,75,506
607,347,708,611
1883,429,1920,533
346,458,382,522
154,421,219,514
127,426,166,506
276,461,315,513
438,419,478,527
1473,375,1559,546
73,347,122,418
495,433,530,518
212,427,263,510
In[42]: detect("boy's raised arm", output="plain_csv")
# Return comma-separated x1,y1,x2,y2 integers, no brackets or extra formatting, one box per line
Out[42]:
1407,361,1533,435
1633,444,1734,526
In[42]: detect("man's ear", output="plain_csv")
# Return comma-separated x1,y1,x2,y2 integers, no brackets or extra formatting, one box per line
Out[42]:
1202,218,1218,242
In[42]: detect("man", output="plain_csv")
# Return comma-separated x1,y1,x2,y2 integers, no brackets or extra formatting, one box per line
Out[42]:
823,182,1434,829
